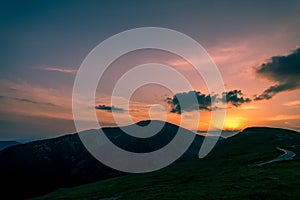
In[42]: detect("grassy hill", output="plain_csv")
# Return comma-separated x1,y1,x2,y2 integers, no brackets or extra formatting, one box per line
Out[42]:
0,121,205,199
33,127,300,199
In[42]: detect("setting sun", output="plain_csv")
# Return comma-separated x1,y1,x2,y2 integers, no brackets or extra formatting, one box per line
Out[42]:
222,116,245,130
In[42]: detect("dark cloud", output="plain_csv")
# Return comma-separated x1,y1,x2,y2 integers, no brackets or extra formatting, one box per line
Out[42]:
166,91,218,114
255,48,300,100
166,90,251,114
95,104,124,112
13,98,40,104
13,97,56,106
222,90,251,107
0,95,55,106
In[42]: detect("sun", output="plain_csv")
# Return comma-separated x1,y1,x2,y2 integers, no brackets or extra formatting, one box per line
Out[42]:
223,117,244,130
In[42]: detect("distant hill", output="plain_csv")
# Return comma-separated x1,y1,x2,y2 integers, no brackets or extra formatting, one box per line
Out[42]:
32,127,300,200
0,120,207,199
0,141,20,151
209,126,300,164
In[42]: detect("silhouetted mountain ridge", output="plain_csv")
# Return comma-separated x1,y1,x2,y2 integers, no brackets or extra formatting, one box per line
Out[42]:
3,121,297,199
242,126,300,134
0,140,21,151
33,126,300,200
0,120,205,199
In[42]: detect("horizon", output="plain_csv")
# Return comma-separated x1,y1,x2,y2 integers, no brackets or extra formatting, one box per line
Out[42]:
2,118,298,142
1,0,300,140
0,119,241,141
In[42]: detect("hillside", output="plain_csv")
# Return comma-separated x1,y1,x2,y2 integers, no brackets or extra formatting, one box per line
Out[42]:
32,127,300,199
0,140,21,151
0,121,205,199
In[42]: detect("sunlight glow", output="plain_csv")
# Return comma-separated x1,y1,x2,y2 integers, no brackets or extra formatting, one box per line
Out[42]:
222,116,245,130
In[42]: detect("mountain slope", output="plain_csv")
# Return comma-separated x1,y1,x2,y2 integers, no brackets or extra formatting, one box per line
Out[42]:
210,127,300,164
0,120,205,199
0,140,20,151
32,127,300,200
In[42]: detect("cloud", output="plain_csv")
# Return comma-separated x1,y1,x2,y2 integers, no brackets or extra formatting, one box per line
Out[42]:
283,100,300,107
0,79,72,120
238,105,258,110
95,104,125,112
166,91,218,114
12,97,56,106
0,95,56,106
222,90,251,107
166,90,251,114
254,48,300,100
43,67,77,74
166,91,216,114
267,114,300,121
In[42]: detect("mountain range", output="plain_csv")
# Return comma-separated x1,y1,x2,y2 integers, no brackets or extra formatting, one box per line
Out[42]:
0,121,299,199
0,120,209,199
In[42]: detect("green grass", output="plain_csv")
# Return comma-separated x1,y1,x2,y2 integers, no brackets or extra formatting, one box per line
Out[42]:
32,128,300,199
32,159,300,200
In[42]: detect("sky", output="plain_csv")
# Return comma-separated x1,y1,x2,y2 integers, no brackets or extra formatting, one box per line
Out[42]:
0,0,300,140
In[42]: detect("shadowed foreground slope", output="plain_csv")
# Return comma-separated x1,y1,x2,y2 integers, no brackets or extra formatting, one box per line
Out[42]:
0,121,205,199
33,127,300,200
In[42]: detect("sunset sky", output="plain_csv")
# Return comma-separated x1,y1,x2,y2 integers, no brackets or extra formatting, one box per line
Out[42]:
1,0,300,140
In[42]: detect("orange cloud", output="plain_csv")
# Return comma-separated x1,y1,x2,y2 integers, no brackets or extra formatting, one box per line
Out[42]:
0,80,73,121
43,67,77,74
267,114,300,121
283,100,300,107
